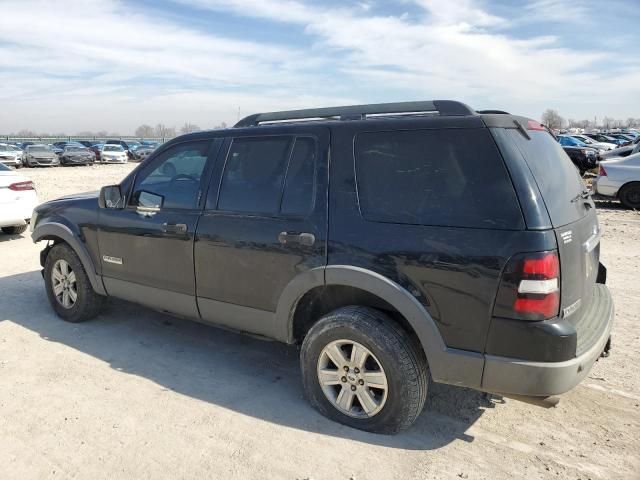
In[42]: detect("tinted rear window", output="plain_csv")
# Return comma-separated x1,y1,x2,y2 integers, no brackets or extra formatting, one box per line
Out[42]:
500,129,584,227
355,128,523,229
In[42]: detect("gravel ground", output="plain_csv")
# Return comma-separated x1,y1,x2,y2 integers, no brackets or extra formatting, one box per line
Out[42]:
0,165,639,480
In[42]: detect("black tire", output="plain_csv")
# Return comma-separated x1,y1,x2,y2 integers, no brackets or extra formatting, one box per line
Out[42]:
15,163,22,169
44,243,105,322
1,225,28,235
619,182,640,209
301,306,428,434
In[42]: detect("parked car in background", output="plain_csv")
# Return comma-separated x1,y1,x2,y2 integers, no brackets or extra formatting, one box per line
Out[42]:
562,145,598,174
0,161,38,234
600,142,640,160
106,140,141,159
586,133,627,147
59,146,95,166
570,135,616,152
23,144,59,167
98,144,128,163
0,143,24,168
88,142,104,161
606,133,633,146
20,141,35,150
594,153,640,209
132,144,157,161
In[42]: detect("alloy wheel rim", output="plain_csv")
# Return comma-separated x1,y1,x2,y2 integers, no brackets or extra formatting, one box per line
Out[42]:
51,259,78,309
317,339,388,418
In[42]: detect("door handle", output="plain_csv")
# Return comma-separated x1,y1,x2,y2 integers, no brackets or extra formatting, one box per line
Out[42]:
163,223,188,234
278,231,315,246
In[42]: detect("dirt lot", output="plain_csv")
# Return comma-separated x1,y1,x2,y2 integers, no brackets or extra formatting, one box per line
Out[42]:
1,165,639,479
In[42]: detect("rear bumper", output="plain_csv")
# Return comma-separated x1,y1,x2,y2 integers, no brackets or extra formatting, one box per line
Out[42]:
593,176,620,198
481,284,614,396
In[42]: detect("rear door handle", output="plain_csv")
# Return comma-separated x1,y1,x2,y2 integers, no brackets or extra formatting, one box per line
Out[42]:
278,231,315,246
163,223,188,234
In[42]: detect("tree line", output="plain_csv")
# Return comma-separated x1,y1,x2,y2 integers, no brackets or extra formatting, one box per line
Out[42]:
6,122,229,138
541,109,640,131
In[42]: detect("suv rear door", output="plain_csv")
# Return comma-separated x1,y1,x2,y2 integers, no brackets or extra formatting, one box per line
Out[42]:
194,126,329,339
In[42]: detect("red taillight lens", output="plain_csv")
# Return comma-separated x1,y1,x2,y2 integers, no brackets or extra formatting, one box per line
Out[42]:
599,165,607,176
8,181,35,191
493,251,560,321
522,253,559,278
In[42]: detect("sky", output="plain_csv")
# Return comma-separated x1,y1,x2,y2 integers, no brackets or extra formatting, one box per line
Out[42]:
1,0,639,134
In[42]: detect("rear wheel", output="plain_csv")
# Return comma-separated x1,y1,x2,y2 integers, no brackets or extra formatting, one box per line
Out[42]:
1,225,28,235
44,243,104,322
300,306,428,434
619,183,640,209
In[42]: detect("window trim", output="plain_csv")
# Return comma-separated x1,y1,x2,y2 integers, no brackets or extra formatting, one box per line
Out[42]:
209,134,319,219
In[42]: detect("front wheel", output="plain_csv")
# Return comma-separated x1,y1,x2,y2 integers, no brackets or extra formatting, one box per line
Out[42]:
619,183,640,209
44,243,105,322
300,306,428,434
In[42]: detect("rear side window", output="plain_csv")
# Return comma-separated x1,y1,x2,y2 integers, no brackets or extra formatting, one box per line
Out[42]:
355,128,523,229
217,136,316,216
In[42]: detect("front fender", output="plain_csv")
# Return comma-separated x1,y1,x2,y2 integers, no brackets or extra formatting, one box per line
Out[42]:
32,222,106,295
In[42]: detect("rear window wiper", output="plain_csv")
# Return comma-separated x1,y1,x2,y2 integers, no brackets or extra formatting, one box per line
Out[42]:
571,188,591,204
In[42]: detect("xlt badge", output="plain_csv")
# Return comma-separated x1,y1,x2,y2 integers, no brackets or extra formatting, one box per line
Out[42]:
102,255,123,265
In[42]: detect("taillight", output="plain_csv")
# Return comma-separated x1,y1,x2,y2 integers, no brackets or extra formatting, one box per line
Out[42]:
493,251,560,321
599,165,607,176
8,181,35,191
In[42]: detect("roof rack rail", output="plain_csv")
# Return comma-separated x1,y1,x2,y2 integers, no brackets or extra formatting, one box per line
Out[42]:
476,110,511,115
234,100,475,127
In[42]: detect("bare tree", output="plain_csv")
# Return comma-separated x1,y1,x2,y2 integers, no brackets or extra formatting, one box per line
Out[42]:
602,117,614,129
213,121,228,129
154,124,176,138
135,124,154,138
541,109,564,130
180,123,201,134
16,129,37,137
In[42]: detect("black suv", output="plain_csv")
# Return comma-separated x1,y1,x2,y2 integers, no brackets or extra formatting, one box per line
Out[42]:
32,101,614,433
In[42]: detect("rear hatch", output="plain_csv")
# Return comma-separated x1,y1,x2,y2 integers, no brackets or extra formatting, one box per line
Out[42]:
490,121,600,352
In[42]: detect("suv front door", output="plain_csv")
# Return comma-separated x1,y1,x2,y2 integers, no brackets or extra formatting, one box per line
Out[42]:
98,139,220,317
195,127,329,339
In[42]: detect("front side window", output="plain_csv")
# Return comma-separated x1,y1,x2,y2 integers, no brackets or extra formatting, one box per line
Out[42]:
355,128,522,229
130,141,210,210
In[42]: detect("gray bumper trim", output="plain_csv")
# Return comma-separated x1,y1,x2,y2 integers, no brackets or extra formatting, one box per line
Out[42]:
481,284,614,396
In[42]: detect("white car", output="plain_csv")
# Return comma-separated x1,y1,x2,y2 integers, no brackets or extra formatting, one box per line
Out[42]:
99,144,128,163
0,162,38,234
593,152,640,209
570,135,616,153
0,143,24,168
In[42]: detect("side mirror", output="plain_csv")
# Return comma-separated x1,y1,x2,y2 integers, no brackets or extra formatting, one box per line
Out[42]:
99,185,125,209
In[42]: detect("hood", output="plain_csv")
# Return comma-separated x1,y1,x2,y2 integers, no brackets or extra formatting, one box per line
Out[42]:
52,190,99,201
28,151,56,157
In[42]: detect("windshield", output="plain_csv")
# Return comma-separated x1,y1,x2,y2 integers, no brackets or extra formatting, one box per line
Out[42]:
103,145,124,152
67,147,86,152
27,145,52,152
